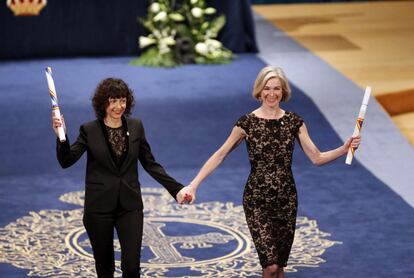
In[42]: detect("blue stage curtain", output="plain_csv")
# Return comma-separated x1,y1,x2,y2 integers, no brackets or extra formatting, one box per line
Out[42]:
0,0,257,60
251,0,346,3
210,0,258,53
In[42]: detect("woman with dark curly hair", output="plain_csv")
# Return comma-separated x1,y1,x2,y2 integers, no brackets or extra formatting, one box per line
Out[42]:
52,77,189,278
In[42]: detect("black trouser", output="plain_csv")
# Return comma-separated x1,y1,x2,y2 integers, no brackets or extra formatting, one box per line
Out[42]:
83,206,143,278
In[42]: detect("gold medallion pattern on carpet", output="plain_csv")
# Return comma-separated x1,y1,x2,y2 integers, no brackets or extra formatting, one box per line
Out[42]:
0,188,341,277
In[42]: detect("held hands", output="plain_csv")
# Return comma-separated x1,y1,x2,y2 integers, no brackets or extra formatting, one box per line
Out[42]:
176,185,197,205
52,111,66,137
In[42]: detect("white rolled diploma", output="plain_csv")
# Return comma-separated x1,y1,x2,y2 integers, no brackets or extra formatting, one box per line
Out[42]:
345,86,371,165
45,67,66,142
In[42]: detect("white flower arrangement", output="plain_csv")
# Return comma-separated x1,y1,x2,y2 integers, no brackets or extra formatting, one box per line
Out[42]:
150,2,160,13
183,0,233,64
153,11,168,22
130,0,234,67
191,7,203,18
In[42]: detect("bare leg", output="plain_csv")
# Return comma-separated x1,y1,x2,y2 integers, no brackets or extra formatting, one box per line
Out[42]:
262,264,279,278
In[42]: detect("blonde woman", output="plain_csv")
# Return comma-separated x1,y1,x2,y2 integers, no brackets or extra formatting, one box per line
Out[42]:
182,66,361,278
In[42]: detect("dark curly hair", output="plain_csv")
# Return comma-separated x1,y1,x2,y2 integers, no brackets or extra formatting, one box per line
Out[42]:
92,78,135,120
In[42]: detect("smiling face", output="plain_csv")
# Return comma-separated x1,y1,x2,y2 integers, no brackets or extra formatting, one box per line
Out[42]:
105,97,127,121
259,77,283,108
252,67,291,103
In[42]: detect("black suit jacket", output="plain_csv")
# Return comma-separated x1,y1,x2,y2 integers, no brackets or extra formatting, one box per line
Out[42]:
57,117,184,213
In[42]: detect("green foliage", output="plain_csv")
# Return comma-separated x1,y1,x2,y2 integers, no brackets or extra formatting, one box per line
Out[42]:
209,15,225,38
131,0,234,67
129,48,177,68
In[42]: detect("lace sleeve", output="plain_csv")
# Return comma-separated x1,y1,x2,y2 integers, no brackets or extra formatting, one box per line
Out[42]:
292,112,304,134
234,114,249,133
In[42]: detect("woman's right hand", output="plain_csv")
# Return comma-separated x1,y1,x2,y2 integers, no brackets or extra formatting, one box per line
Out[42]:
52,111,66,137
177,185,197,205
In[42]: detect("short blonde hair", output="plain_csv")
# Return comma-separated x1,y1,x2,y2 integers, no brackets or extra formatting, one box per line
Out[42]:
252,66,291,102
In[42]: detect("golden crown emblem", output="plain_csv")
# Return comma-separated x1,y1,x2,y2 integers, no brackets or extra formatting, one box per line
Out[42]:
7,0,47,16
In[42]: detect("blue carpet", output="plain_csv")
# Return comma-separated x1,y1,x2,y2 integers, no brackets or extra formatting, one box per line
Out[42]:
0,55,413,277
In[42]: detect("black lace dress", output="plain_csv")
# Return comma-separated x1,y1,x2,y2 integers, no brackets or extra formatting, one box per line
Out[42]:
105,125,127,167
235,111,304,268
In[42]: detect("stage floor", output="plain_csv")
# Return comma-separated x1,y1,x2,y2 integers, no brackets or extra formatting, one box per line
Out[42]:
1,2,414,277
253,0,414,145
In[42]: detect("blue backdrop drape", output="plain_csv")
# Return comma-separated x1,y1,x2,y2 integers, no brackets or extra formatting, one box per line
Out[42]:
0,0,258,60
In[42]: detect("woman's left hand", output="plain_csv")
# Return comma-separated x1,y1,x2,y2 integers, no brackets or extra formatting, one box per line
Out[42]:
344,134,362,151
